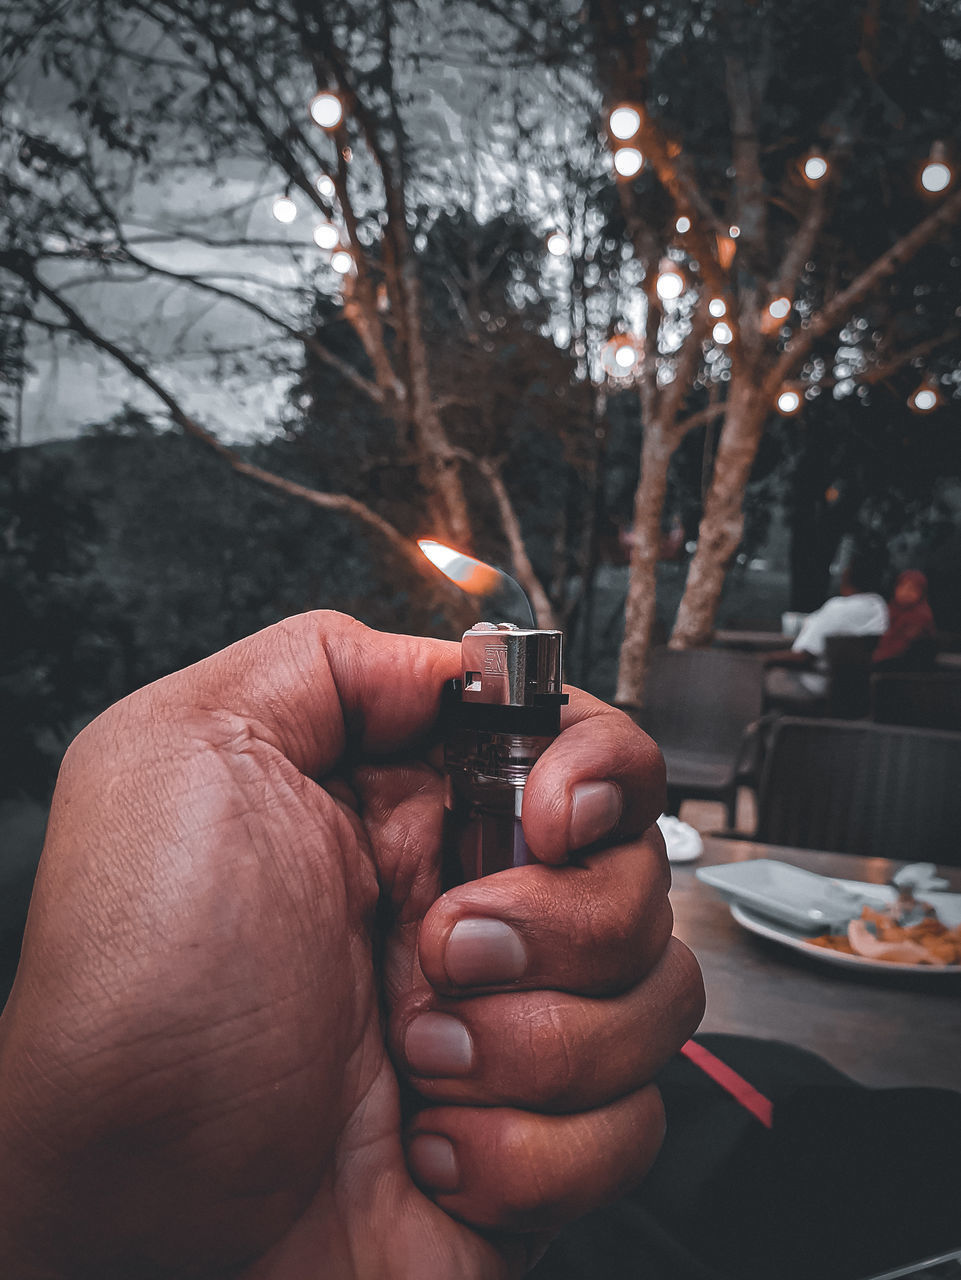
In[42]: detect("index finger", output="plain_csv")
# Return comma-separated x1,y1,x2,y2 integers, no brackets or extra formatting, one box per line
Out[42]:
521,689,666,865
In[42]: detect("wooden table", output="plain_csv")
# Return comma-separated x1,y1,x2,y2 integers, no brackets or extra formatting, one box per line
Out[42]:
711,629,789,652
671,838,961,1091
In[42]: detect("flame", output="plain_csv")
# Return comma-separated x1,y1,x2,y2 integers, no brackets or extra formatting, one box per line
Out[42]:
417,539,503,596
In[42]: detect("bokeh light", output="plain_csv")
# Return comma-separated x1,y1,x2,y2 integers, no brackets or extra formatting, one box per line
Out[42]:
546,231,570,256
271,195,297,224
310,91,343,130
675,215,691,233
330,249,353,274
613,146,644,177
803,155,828,182
609,105,641,139
920,161,951,193
708,297,727,318
313,222,339,249
910,385,940,412
712,321,733,345
768,297,791,320
656,265,684,301
777,389,801,415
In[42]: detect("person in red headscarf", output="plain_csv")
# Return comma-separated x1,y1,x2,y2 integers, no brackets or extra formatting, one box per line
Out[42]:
872,570,938,671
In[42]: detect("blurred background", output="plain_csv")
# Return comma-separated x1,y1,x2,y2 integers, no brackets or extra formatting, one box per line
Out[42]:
2,0,961,989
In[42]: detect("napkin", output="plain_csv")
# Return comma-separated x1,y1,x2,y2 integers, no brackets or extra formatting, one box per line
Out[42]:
656,814,704,864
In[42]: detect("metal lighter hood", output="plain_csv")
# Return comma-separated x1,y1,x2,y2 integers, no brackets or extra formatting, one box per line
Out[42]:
460,623,564,707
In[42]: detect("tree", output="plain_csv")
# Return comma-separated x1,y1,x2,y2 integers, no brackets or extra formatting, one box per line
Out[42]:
0,0,582,627
0,427,119,798
571,0,961,702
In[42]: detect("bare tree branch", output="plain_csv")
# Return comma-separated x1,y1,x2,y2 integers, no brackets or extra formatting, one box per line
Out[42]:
764,184,961,396
4,253,433,576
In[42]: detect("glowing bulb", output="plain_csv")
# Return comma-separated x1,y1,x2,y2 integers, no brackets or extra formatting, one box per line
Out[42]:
712,321,733,345
316,174,336,198
708,297,727,318
271,195,297,224
613,146,644,178
609,105,641,139
330,249,353,274
310,91,343,130
602,336,642,377
803,155,828,182
921,161,951,193
777,389,801,414
656,267,684,301
675,215,691,233
546,231,570,256
768,296,791,320
728,224,741,238
911,387,938,412
313,222,339,249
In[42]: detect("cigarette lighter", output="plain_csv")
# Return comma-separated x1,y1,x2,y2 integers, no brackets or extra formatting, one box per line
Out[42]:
442,622,568,884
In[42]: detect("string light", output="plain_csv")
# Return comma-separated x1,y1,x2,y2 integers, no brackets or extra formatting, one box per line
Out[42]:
613,146,644,178
712,321,733,345
803,154,828,183
920,146,952,193
768,297,791,320
675,215,691,233
609,105,641,139
271,195,297,223
313,222,339,249
315,175,336,198
776,388,801,415
546,231,570,256
909,381,942,412
330,249,353,274
708,297,727,318
309,91,344,130
601,334,643,377
655,262,685,301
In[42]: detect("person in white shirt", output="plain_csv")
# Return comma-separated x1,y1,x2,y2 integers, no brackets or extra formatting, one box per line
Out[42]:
764,554,889,708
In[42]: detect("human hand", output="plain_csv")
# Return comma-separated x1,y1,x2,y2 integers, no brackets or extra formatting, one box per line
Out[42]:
0,612,703,1279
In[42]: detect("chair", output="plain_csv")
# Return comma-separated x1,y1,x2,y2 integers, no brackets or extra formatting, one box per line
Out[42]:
635,647,764,828
823,633,881,718
755,717,961,866
870,671,961,732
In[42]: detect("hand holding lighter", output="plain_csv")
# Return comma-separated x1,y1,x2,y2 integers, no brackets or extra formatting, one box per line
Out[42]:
442,622,568,883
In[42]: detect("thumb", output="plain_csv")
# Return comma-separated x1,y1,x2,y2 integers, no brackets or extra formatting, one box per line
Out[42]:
137,610,461,776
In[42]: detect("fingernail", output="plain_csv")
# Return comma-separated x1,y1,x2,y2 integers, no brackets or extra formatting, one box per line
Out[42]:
408,1133,460,1193
569,780,622,848
445,918,527,986
404,1012,474,1076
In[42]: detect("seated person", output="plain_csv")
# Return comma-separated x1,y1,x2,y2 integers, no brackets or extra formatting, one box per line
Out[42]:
872,569,937,672
764,553,888,711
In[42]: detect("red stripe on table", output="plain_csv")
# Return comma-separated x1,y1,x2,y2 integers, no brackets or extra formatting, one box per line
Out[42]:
680,1040,774,1129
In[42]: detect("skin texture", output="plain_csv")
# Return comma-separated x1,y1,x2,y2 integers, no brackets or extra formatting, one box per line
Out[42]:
0,612,704,1280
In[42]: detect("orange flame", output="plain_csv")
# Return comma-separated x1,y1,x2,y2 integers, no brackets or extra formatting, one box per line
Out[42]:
417,539,503,597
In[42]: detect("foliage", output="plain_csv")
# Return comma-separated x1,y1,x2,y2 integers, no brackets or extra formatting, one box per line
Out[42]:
0,431,117,798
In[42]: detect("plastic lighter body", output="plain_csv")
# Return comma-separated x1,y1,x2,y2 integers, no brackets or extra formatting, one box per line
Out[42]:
443,622,568,882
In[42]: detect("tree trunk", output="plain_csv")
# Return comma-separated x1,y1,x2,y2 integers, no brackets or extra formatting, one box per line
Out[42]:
671,380,767,647
614,424,675,707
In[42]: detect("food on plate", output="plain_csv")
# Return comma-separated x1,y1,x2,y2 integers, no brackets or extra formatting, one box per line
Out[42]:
809,904,961,966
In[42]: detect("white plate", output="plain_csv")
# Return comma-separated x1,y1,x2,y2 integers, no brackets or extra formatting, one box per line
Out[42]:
696,859,894,932
730,894,961,975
